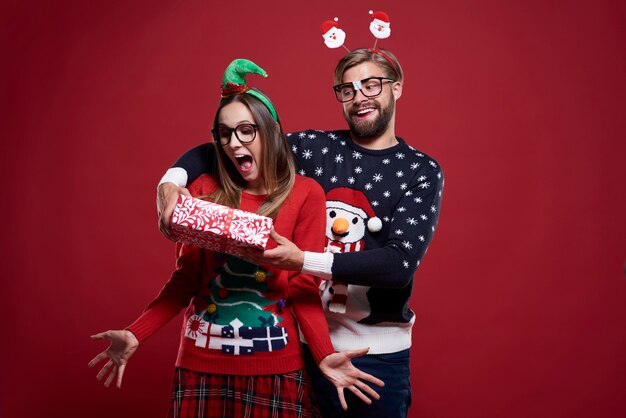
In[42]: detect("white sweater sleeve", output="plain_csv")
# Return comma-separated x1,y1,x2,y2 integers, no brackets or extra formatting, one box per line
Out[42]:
302,251,334,280
158,167,188,188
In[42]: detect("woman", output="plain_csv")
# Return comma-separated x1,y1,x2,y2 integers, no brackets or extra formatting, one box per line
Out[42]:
89,59,382,417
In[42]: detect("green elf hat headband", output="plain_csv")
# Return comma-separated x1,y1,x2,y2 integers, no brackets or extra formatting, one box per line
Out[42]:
220,58,278,121
320,10,398,73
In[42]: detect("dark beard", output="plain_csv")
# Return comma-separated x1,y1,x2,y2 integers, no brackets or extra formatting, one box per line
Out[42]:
345,95,395,139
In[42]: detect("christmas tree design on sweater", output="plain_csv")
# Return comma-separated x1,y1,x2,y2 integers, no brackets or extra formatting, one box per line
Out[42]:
184,256,289,355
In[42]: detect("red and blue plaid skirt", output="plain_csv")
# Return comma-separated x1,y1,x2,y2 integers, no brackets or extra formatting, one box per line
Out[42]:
168,368,321,418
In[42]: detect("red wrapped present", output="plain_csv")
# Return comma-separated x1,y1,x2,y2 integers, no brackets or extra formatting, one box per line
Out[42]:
171,194,273,257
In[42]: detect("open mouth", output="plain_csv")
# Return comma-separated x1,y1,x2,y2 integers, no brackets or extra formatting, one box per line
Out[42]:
235,154,253,171
355,107,376,118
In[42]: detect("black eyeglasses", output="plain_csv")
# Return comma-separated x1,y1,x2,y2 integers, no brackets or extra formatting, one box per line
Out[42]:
333,77,395,102
212,123,258,145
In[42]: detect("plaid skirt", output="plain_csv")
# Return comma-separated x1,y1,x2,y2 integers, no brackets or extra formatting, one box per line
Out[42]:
168,368,321,418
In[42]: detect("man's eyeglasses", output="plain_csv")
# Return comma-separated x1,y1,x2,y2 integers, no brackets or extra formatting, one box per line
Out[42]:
333,77,395,103
212,123,258,145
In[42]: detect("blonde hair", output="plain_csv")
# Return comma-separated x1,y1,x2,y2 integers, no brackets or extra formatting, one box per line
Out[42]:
209,92,295,219
334,48,404,85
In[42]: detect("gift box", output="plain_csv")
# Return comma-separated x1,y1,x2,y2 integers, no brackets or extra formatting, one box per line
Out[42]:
171,194,273,257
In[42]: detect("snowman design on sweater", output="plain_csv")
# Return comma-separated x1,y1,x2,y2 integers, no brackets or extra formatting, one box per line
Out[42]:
324,188,382,315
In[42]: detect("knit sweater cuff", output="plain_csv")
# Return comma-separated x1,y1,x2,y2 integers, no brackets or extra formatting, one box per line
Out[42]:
302,251,333,280
126,320,155,345
158,167,188,188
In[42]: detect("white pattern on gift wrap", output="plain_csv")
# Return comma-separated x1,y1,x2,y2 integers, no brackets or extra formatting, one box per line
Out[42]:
229,212,273,247
171,195,273,256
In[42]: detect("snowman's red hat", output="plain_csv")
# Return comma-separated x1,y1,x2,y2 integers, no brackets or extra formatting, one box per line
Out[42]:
326,187,382,233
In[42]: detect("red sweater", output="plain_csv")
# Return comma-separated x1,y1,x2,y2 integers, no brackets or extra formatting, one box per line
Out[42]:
128,175,334,376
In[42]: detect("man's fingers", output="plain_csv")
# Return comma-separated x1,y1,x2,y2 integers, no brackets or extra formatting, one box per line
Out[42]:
359,371,385,388
343,347,370,360
269,229,284,243
356,379,381,400
157,184,170,214
261,248,280,259
337,388,348,411
164,186,190,216
161,201,176,230
160,216,171,231
347,385,373,405
159,219,175,241
157,184,190,241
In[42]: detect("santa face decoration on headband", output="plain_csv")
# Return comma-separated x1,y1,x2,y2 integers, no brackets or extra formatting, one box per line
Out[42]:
369,10,391,39
321,17,347,49
320,10,392,50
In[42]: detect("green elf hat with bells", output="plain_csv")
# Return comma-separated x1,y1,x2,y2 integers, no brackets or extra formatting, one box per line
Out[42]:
220,58,278,121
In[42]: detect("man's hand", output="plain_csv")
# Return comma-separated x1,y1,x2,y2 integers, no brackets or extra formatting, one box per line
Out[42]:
241,230,305,271
157,183,190,240
88,330,140,389
319,348,385,411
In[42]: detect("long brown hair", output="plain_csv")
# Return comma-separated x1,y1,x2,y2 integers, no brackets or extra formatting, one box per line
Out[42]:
209,91,295,219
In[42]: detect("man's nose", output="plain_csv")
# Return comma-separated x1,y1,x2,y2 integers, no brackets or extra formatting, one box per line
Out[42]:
353,89,369,103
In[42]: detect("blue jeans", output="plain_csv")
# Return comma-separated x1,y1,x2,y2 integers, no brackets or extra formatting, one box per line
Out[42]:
303,344,412,418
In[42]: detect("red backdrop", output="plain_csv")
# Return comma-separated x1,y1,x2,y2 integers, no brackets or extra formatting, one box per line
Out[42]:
2,1,625,417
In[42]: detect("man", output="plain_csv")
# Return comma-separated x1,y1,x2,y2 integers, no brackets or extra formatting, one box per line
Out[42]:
158,48,443,418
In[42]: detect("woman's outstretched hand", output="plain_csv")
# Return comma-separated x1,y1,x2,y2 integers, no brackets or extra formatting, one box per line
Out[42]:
88,330,139,389
319,347,385,411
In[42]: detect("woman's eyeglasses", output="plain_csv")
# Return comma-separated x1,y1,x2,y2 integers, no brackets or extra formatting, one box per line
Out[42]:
212,123,258,145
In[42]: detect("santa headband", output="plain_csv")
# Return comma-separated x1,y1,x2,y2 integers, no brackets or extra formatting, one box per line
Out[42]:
220,59,278,121
320,10,398,73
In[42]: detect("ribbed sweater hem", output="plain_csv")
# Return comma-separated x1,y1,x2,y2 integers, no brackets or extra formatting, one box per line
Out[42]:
329,327,413,354
175,347,305,376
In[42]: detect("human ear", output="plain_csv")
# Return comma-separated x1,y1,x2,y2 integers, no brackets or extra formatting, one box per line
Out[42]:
392,81,402,100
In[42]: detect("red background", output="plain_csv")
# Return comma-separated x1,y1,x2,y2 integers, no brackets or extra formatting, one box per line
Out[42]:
2,1,625,417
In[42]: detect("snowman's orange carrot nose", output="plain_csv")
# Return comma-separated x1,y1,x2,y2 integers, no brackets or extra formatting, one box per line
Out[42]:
332,217,350,235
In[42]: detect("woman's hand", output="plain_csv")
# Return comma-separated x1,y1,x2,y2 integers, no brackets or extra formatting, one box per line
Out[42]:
88,330,139,389
319,347,385,411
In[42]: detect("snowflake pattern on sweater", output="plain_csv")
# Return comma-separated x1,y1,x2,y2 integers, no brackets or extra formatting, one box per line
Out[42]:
288,130,443,343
